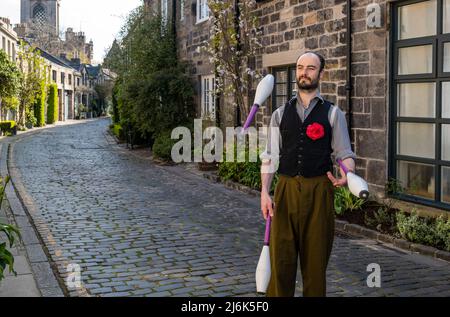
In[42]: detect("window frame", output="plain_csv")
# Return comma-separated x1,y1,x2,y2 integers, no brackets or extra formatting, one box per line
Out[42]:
389,0,450,210
201,74,216,120
196,0,210,24
161,0,168,26
271,64,297,112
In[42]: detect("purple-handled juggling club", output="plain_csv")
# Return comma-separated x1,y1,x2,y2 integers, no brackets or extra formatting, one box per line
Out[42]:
337,159,369,200
243,75,275,130
255,216,271,294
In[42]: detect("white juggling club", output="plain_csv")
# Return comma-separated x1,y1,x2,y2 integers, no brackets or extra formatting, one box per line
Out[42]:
255,216,271,294
337,159,369,200
243,74,275,130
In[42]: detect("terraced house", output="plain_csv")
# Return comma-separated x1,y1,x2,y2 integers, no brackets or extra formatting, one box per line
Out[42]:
144,0,450,213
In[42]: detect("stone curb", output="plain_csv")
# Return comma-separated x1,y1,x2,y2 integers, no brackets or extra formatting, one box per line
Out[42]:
1,138,66,296
202,172,450,264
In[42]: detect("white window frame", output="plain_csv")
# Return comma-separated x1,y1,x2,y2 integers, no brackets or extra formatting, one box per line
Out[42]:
201,75,216,120
180,0,185,21
161,0,168,26
196,0,210,24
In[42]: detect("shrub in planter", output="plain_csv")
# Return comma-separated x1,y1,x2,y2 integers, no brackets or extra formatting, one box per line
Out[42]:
396,211,448,250
334,186,365,215
0,121,17,136
112,123,124,140
218,145,278,194
152,130,177,161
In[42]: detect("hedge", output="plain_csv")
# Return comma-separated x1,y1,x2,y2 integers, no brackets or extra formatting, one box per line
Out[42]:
46,83,58,124
152,130,177,161
0,121,17,135
34,82,46,127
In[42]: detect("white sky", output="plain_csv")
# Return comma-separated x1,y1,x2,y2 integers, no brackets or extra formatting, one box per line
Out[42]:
0,0,142,64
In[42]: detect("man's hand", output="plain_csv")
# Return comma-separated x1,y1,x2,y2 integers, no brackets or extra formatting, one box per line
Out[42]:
327,158,355,187
261,191,274,220
327,171,347,187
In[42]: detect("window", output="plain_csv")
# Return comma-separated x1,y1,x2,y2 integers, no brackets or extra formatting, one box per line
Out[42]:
33,4,46,25
2,37,5,50
68,74,72,85
61,72,65,84
77,78,80,86
180,0,185,21
201,75,215,119
161,0,168,26
391,0,450,209
272,65,297,111
52,70,57,82
197,0,209,23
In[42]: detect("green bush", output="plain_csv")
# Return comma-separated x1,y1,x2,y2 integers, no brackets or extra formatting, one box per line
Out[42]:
46,83,58,124
435,216,450,251
396,211,450,251
334,186,365,215
34,81,46,127
152,130,177,161
0,120,17,135
112,123,124,140
364,206,397,233
0,176,21,281
218,145,278,193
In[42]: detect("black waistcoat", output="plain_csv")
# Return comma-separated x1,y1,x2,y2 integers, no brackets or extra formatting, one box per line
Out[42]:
278,97,333,177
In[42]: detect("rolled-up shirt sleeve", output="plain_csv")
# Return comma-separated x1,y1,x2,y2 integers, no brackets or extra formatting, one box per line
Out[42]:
331,107,356,162
260,107,283,173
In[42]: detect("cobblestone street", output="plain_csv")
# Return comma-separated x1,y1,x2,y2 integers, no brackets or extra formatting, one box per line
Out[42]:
4,118,450,297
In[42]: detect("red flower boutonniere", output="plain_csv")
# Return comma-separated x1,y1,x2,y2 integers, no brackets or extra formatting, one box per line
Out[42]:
306,122,325,141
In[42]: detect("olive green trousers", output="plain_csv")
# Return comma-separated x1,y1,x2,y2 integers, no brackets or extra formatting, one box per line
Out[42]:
266,174,335,297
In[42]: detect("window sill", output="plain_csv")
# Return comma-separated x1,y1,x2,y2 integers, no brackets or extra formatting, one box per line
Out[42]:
196,17,210,25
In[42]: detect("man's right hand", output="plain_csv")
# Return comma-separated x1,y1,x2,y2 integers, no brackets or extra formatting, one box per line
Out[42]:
261,191,274,220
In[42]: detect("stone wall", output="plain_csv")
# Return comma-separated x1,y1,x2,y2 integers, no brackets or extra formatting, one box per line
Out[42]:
251,0,390,194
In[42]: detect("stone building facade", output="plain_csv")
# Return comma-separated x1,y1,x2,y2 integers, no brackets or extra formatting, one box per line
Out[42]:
0,17,18,62
16,0,94,64
145,0,450,213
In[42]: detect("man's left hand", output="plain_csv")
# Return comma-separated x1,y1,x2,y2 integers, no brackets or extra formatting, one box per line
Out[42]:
327,170,347,187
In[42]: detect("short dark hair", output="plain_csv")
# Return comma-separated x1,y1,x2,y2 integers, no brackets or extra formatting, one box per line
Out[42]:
297,51,326,73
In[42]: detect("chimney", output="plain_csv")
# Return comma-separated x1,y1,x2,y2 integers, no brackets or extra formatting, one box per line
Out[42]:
0,17,10,26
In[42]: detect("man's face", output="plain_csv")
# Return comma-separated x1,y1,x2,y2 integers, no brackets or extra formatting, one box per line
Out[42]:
296,53,323,92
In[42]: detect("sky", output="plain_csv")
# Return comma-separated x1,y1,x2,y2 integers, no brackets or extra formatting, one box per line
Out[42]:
0,0,142,64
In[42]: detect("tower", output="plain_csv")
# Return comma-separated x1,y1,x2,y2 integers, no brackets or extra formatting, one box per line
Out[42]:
20,0,60,34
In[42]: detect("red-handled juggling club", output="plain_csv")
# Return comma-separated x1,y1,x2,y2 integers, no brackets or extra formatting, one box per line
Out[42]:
255,216,271,294
337,159,369,200
243,75,275,130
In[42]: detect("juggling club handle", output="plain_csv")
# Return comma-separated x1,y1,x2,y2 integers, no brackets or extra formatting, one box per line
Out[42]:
264,216,271,246
337,159,349,174
243,104,260,130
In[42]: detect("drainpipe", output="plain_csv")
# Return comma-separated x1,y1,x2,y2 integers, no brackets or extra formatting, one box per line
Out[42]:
346,0,353,146
172,0,177,40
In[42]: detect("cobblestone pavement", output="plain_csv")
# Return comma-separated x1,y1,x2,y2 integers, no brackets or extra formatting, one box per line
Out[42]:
6,118,450,297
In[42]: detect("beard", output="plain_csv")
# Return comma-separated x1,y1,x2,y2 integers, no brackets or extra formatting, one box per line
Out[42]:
296,75,320,91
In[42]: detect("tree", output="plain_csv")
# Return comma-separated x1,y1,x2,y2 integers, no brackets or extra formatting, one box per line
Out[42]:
110,6,195,141
0,50,21,120
17,41,48,128
204,0,263,123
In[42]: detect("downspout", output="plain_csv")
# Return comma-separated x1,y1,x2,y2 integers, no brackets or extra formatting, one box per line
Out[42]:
345,0,353,146
235,0,241,127
172,0,177,40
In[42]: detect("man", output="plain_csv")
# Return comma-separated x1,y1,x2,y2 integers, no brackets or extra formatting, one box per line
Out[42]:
260,52,356,297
